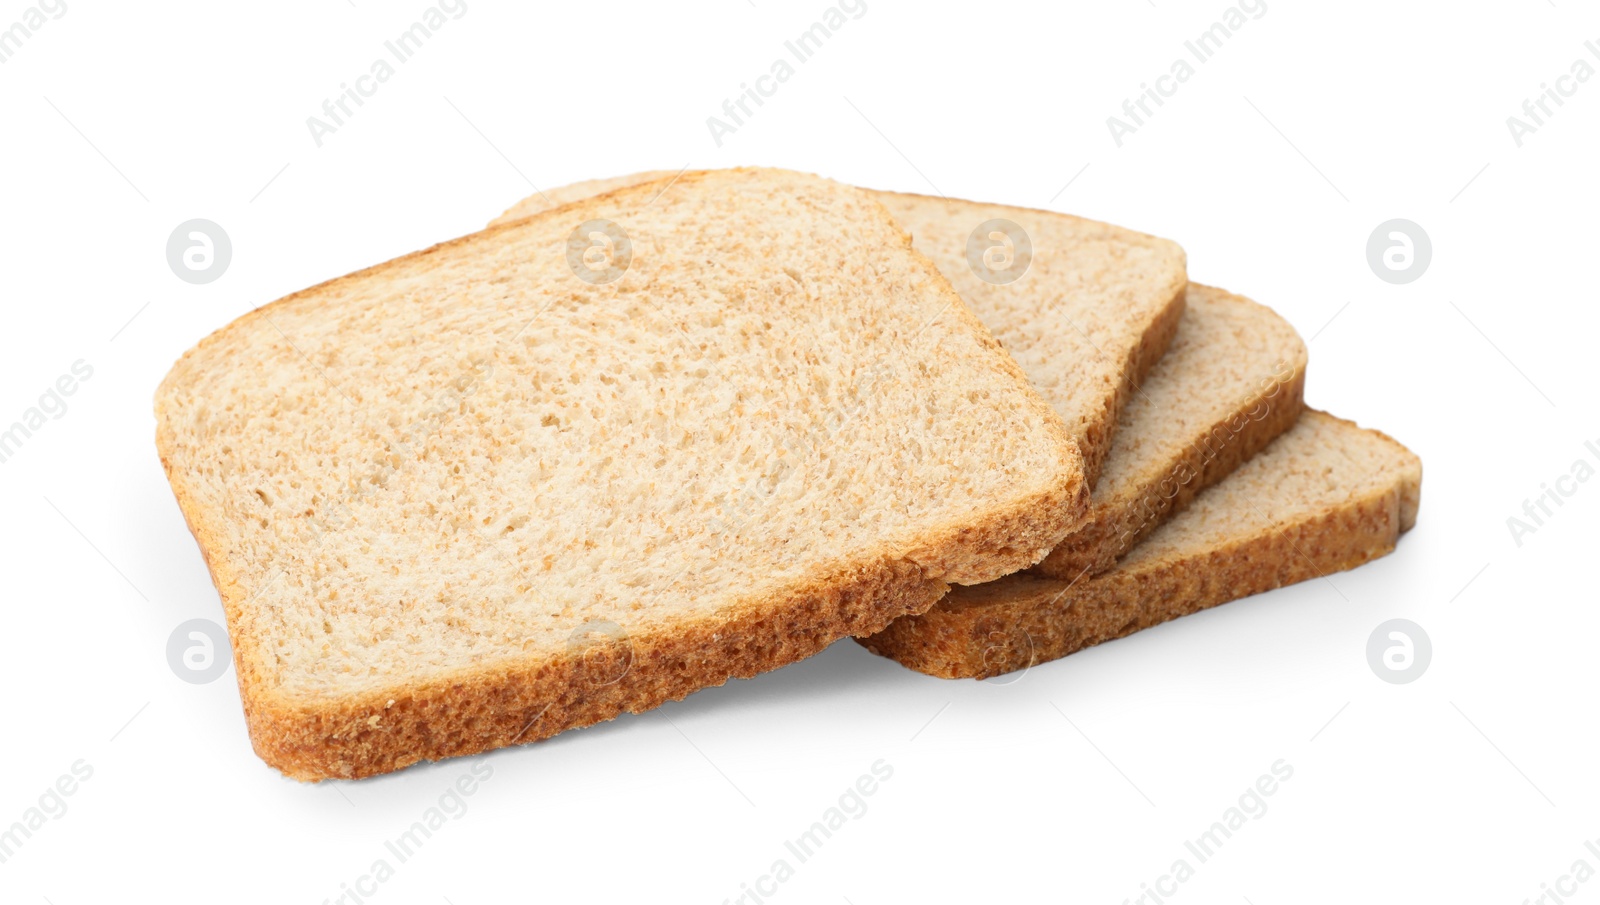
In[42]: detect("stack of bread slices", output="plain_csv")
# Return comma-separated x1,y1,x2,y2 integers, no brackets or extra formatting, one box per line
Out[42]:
156,169,1420,780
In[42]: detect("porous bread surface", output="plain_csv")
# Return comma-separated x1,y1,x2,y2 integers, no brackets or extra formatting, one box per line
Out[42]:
495,177,1190,487
156,168,1088,778
1035,283,1307,579
872,192,1186,486
859,410,1423,678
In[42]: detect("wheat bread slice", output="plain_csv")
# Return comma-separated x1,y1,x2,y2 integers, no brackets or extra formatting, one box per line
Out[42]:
494,177,1189,487
858,410,1423,678
1034,283,1308,579
155,167,1090,780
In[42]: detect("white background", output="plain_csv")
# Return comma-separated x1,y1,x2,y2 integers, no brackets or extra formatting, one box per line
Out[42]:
1,1,1596,902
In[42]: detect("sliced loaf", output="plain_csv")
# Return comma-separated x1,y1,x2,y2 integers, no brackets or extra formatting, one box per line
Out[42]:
156,168,1089,779
859,410,1423,678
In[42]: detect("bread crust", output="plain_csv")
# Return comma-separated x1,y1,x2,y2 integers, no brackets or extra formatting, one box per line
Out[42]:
1095,276,1186,484
1035,285,1309,579
859,411,1421,679
867,189,1188,489
161,440,1086,778
155,168,1089,780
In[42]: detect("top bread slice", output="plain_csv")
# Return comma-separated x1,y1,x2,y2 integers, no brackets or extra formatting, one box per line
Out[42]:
860,410,1423,678
1034,283,1308,578
155,168,1088,780
494,177,1189,488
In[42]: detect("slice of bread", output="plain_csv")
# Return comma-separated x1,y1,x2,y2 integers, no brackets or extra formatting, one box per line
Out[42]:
156,168,1089,779
859,410,1423,678
494,178,1189,487
1034,284,1308,579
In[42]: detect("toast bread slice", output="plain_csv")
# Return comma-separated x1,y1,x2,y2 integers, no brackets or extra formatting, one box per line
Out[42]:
156,168,1089,779
1034,283,1308,578
859,410,1423,678
493,177,1190,487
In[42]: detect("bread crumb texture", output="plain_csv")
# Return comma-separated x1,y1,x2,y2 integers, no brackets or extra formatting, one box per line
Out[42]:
873,192,1186,486
155,168,1087,778
498,179,1188,489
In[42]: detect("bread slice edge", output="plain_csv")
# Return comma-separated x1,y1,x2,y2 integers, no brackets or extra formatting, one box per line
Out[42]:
1035,283,1309,579
858,410,1421,679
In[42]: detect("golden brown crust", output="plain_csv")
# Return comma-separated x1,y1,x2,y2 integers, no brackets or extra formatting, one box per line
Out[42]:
859,486,1403,680
1035,326,1308,579
154,168,1089,780
248,561,946,780
165,419,951,777
162,428,1074,780
867,189,1189,490
1081,277,1187,486
859,412,1421,679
